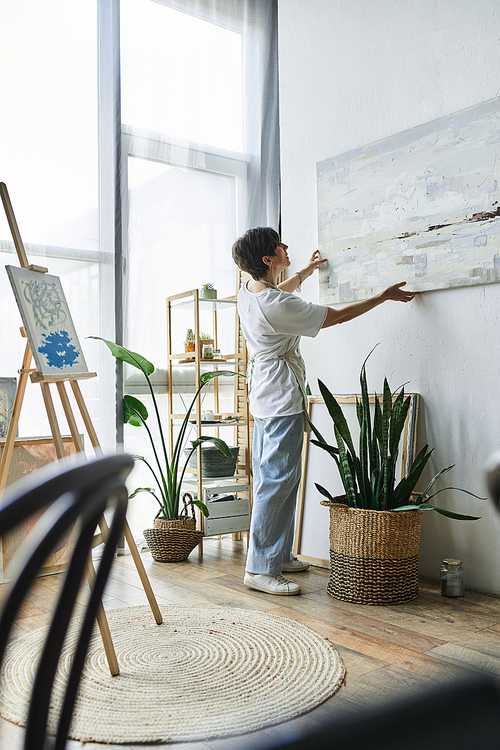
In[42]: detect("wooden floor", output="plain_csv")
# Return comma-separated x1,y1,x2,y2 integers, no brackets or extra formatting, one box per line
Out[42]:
2,535,500,749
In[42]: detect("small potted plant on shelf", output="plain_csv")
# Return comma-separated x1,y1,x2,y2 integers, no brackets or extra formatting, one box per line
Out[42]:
199,331,214,359
90,337,239,562
200,282,217,300
309,346,482,606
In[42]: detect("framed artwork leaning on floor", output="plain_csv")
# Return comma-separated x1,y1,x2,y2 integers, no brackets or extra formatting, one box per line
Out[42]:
0,377,16,440
0,435,82,581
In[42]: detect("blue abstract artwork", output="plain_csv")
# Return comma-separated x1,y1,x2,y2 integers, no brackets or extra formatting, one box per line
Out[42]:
317,96,500,303
38,331,81,370
6,266,88,376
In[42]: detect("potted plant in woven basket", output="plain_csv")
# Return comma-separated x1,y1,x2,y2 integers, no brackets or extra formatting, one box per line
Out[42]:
91,337,239,562
309,348,482,606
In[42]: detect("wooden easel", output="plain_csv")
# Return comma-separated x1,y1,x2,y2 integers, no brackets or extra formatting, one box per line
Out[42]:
0,182,163,676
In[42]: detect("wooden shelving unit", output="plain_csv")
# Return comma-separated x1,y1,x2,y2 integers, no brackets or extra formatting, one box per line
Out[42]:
166,289,252,546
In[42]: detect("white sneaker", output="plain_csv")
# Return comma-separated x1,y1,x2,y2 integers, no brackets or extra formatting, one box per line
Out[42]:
282,558,311,573
244,572,301,596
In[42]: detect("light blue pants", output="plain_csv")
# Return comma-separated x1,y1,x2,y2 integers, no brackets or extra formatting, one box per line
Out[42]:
246,412,304,576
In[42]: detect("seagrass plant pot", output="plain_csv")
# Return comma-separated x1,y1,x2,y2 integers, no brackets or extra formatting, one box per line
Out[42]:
143,497,203,562
321,496,424,605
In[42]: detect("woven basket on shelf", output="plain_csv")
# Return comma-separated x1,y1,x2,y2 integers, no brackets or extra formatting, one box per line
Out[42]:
143,494,203,563
184,445,239,478
321,496,424,606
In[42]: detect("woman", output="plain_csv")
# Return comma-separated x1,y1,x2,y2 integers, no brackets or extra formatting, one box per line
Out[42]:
232,227,417,596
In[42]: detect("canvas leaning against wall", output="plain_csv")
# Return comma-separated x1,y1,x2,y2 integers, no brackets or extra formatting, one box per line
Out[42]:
5,266,88,377
294,394,419,568
0,377,16,439
317,96,500,304
0,435,81,581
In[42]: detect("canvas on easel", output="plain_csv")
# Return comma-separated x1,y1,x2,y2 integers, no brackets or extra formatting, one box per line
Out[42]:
5,265,88,377
0,180,163,677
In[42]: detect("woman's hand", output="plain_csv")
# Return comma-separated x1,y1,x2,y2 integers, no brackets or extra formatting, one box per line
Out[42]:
381,281,418,303
278,249,328,293
303,250,328,278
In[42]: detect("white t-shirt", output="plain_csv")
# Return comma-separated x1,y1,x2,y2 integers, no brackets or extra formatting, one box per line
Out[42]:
237,281,327,418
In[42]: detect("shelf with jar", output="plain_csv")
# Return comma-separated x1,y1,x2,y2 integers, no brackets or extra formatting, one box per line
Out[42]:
166,288,251,548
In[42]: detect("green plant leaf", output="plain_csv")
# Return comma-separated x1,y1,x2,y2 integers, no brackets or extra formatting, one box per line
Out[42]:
357,400,373,508
370,469,379,506
172,371,240,473
192,499,210,517
381,378,392,459
88,337,154,377
123,394,148,426
421,486,487,504
355,397,363,428
417,465,455,500
335,425,357,506
390,445,433,508
318,379,356,457
361,343,379,372
305,414,329,444
392,503,424,511
393,501,480,520
190,435,233,458
389,391,410,458
374,394,383,447
129,487,156,499
176,436,234,502
374,463,385,510
93,338,175,515
200,370,242,386
426,505,481,521
315,483,337,502
359,349,374,480
310,439,339,457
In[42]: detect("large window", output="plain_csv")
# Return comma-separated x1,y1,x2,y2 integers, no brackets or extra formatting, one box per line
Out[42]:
120,0,262,368
0,0,109,444
121,0,243,151
0,0,279,499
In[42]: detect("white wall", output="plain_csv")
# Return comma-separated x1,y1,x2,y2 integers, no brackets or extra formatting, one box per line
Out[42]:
278,0,500,593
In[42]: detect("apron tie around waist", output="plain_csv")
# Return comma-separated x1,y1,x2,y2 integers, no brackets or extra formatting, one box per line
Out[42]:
247,348,311,432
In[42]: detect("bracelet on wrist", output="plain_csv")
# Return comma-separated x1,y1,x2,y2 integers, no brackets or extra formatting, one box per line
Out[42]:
296,271,302,292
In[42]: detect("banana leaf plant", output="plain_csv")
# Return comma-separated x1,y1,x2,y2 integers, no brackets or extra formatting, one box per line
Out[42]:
90,337,241,520
308,348,482,520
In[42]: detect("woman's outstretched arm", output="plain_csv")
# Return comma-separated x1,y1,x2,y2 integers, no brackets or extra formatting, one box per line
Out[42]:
322,282,418,328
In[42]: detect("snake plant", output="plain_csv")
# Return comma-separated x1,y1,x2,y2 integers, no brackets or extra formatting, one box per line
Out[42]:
308,348,482,520
90,337,240,520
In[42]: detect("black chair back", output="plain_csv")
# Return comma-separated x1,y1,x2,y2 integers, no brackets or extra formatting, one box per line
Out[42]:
0,452,133,750
255,674,500,750
486,449,500,513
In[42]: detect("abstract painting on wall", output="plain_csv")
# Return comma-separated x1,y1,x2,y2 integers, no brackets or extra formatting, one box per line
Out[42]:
5,266,88,376
317,97,500,304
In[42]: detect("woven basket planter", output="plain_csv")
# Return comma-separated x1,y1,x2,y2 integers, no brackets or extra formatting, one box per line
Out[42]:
184,445,239,478
143,497,202,562
321,496,424,605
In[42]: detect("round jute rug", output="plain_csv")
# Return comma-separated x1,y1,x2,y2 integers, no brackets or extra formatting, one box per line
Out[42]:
0,605,345,744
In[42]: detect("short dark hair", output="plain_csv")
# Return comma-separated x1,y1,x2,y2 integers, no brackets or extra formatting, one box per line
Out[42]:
231,227,280,280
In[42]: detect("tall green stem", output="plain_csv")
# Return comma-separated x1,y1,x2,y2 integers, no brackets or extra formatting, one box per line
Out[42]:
145,373,170,485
